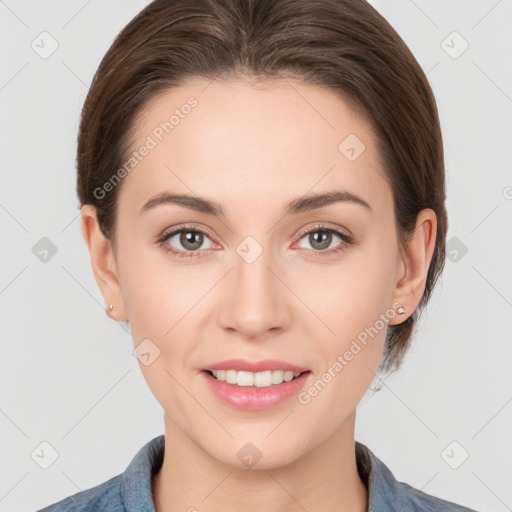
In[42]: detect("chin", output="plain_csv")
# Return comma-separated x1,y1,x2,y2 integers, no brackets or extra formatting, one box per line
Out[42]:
205,436,307,471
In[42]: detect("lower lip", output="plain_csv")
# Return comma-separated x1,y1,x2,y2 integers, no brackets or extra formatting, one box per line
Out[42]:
200,370,311,411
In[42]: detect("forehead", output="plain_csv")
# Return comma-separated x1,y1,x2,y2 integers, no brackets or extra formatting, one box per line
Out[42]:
119,77,390,218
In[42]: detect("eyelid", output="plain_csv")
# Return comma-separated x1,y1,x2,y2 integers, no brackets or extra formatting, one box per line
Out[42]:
158,223,216,242
157,221,354,258
295,221,353,241
156,223,218,260
158,222,351,243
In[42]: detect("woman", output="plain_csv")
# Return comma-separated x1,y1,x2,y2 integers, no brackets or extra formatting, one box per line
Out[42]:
38,0,478,510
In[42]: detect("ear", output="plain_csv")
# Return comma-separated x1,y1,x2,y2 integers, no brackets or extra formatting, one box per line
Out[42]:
388,208,437,325
80,205,128,322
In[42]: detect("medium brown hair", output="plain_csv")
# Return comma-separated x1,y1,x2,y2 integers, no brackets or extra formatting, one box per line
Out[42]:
77,0,447,375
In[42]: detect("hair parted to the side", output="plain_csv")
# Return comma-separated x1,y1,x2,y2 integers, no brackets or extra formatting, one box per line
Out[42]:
76,0,447,376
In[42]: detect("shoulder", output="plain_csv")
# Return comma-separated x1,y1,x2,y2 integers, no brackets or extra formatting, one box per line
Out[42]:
391,478,478,511
36,435,165,512
356,442,480,512
36,474,124,511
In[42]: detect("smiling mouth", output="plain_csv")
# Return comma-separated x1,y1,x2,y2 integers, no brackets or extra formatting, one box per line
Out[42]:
204,369,310,388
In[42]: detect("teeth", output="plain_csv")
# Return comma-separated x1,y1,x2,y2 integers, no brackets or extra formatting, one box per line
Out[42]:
210,369,302,387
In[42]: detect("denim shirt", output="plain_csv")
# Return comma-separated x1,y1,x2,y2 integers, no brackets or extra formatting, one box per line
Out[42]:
37,435,478,511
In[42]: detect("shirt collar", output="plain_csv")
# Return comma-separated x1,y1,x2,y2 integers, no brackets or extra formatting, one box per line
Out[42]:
356,441,402,511
121,435,398,511
121,435,165,512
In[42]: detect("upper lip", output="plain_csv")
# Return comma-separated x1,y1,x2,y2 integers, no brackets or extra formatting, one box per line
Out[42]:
202,359,309,373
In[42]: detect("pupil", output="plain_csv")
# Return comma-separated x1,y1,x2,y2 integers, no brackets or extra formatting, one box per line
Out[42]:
181,231,203,250
311,231,331,250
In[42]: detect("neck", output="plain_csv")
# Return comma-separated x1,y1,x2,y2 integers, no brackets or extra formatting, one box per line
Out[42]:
153,411,368,512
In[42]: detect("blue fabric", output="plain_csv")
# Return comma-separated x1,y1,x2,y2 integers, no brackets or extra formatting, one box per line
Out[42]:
37,435,478,511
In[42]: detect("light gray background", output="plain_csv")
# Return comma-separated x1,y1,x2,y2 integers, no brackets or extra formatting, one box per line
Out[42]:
1,1,511,511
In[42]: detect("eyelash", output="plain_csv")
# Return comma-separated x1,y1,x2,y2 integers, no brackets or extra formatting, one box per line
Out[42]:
156,223,353,260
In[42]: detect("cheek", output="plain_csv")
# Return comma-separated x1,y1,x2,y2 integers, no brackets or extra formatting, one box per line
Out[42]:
119,266,167,341
117,249,194,416
297,282,390,428
293,243,396,342
293,238,395,397
116,237,196,339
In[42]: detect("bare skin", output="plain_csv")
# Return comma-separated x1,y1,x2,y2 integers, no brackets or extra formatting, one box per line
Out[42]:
81,76,436,512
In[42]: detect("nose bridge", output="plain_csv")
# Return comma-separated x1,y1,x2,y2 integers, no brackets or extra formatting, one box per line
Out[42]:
219,234,290,338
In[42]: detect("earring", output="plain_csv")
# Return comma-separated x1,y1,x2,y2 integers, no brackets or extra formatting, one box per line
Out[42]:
108,304,114,310
396,304,406,315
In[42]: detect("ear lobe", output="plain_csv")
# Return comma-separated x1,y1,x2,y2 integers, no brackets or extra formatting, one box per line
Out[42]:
80,205,128,321
388,209,437,325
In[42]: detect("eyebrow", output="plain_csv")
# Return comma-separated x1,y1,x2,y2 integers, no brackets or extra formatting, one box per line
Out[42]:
139,190,372,217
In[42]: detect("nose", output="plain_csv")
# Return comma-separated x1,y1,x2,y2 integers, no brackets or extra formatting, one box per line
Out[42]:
218,242,292,341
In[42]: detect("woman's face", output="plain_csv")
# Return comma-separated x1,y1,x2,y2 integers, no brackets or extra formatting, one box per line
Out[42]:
111,77,406,468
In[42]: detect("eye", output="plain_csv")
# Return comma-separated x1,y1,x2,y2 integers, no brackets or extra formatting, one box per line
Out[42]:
294,224,353,256
157,223,353,260
158,225,215,259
